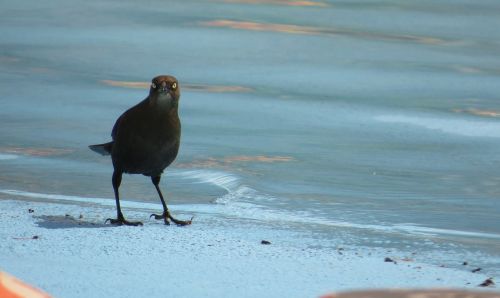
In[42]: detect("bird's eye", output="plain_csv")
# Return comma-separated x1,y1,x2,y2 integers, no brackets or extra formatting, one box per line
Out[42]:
172,82,177,89
151,83,157,89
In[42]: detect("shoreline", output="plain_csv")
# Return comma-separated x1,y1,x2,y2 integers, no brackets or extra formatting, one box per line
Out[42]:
0,198,496,298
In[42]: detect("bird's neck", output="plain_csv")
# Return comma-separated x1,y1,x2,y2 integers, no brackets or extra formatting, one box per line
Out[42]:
149,94,178,111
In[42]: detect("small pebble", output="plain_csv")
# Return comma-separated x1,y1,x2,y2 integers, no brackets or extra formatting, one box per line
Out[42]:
478,278,494,287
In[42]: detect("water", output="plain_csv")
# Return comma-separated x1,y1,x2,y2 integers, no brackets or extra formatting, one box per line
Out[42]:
1,0,500,277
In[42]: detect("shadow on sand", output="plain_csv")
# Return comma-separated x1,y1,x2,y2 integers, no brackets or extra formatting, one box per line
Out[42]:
34,215,109,229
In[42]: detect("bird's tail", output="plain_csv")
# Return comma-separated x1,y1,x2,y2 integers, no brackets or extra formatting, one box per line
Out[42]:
89,142,113,156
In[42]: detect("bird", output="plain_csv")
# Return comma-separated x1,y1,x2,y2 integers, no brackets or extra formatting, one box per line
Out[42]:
89,75,192,226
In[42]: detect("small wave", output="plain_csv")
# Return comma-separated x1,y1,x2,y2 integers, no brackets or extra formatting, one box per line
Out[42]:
0,154,19,160
172,169,240,192
375,114,500,138
3,188,499,241
392,224,500,239
173,169,278,205
214,186,258,205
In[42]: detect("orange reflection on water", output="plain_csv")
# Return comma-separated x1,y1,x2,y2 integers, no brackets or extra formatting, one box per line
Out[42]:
452,65,483,74
185,84,252,93
453,108,500,118
223,155,294,163
203,20,319,35
223,0,327,7
0,147,73,157
202,20,449,45
177,155,294,169
101,80,148,89
101,80,252,93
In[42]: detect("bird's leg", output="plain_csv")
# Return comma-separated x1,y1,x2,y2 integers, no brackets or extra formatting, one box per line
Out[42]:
150,175,192,226
105,170,143,226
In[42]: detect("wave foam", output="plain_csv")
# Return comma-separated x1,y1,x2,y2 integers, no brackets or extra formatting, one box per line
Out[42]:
3,186,499,241
375,114,500,138
172,169,240,192
172,169,269,205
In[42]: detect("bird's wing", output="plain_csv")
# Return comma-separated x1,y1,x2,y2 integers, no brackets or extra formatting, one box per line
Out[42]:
111,97,149,140
111,114,123,140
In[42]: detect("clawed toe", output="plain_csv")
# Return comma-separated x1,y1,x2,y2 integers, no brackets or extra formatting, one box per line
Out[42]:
150,213,164,220
105,213,191,226
105,217,143,226
150,212,171,225
150,211,192,226
170,216,193,226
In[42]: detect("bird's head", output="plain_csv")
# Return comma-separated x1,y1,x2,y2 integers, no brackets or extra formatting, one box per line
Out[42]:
149,75,180,109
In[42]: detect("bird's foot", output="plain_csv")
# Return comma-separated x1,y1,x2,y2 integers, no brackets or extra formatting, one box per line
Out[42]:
150,211,193,226
105,216,143,226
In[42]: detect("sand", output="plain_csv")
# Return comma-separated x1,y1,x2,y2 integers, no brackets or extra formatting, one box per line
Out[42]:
0,198,496,298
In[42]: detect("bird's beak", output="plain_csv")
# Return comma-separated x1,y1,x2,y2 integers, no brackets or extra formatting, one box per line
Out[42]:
160,82,169,93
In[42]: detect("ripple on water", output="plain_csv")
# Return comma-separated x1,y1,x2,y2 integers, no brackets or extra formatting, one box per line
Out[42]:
0,154,19,160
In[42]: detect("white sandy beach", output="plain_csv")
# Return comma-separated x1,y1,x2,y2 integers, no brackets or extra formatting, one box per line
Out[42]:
0,197,494,298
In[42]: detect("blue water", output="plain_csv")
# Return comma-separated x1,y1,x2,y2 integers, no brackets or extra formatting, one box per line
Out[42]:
1,0,500,277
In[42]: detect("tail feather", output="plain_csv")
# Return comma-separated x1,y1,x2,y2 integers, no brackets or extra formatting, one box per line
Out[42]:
89,142,113,156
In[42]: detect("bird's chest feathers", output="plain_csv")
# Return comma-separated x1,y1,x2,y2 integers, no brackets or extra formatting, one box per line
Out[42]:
138,117,178,140
135,111,179,142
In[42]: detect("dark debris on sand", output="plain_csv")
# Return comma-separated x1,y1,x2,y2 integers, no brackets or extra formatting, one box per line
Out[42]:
478,278,495,287
384,257,396,264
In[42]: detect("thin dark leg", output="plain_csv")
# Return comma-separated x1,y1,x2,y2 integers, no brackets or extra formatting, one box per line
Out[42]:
112,170,124,219
150,175,192,226
105,170,143,226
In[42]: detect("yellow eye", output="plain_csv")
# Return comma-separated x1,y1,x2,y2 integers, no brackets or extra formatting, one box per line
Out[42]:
172,82,177,89
151,83,156,89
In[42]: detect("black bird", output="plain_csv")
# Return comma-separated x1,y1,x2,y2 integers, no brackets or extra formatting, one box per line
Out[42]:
89,75,192,226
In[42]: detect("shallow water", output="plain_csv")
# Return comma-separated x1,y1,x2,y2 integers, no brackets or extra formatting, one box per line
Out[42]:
1,0,500,277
